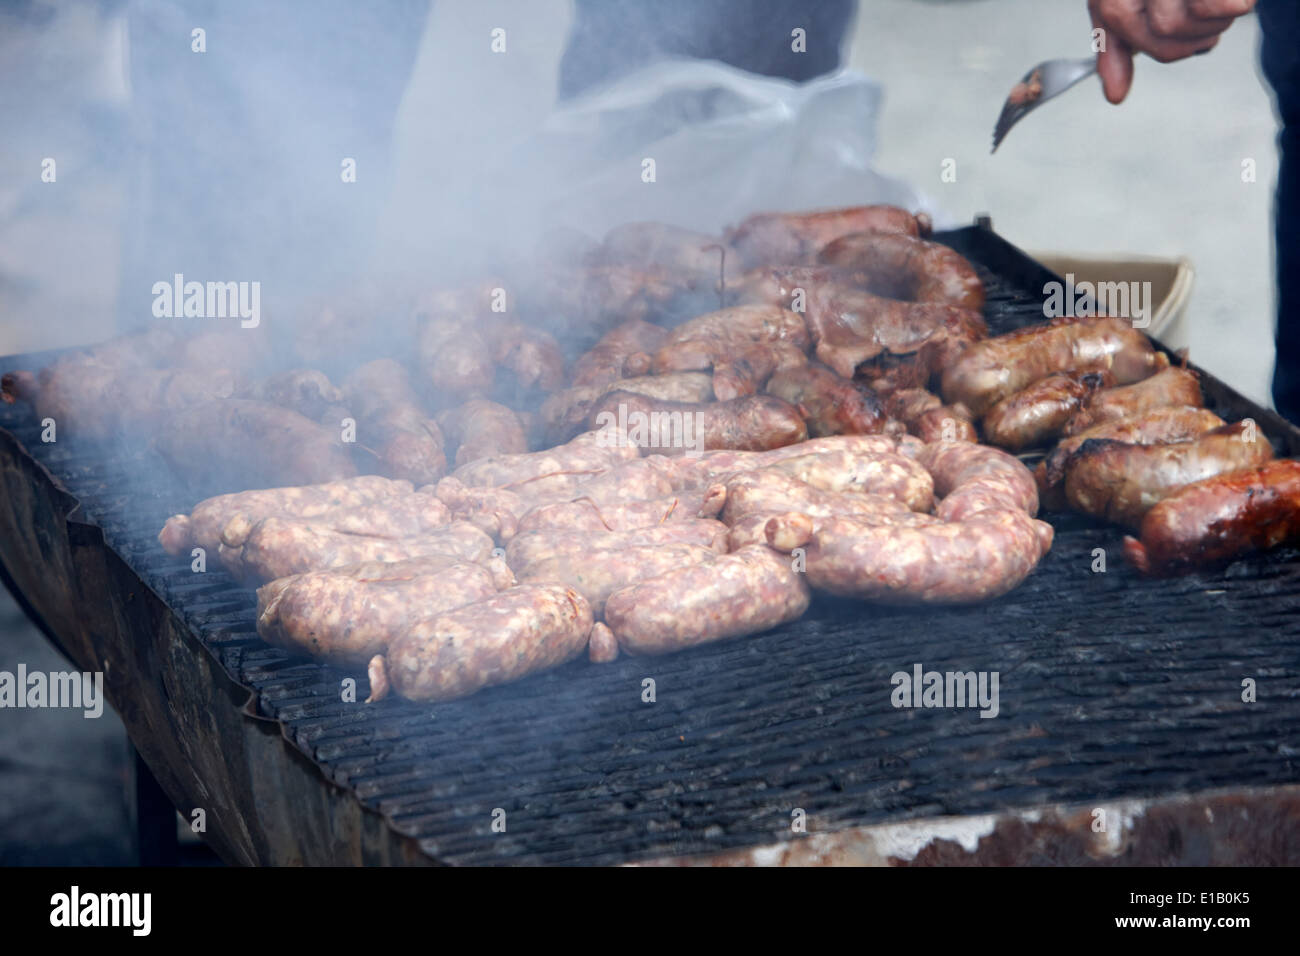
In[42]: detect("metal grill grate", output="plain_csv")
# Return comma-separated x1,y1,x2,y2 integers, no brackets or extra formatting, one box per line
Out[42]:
4,225,1300,865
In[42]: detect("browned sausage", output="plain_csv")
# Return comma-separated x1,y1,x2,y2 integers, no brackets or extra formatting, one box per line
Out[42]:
1063,366,1202,436
571,319,670,387
540,373,714,446
437,399,529,468
1039,405,1227,491
818,232,985,311
236,518,493,582
156,400,357,492
257,557,511,665
1123,459,1300,575
240,369,345,422
940,316,1167,417
726,205,928,268
593,221,727,287
343,359,447,484
661,304,809,352
158,475,413,556
603,545,810,654
586,392,807,456
765,363,892,437
800,284,986,379
1063,421,1275,528
416,313,495,397
487,320,567,392
911,406,978,444
369,585,594,702
981,371,1113,451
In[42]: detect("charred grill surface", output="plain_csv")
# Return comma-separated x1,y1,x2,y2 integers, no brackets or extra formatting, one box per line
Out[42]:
3,226,1300,866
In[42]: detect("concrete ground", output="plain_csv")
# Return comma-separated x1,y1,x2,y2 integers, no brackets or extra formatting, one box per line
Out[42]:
0,0,1282,864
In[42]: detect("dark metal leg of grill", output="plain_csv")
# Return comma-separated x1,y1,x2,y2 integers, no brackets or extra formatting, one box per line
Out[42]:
133,749,179,867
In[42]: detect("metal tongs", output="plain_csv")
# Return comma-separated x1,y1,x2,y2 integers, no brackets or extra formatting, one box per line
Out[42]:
991,56,1097,152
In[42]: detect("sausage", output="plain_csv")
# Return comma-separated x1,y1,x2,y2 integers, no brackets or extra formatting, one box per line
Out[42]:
257,557,511,665
588,622,620,664
765,363,892,437
1123,459,1300,575
1039,405,1227,491
6,364,241,442
800,284,986,378
586,391,807,456
515,487,726,534
726,205,928,268
416,313,495,397
593,221,727,287
781,441,1052,603
451,427,641,487
433,477,529,540
1062,421,1275,528
725,511,815,550
758,449,934,511
940,316,1168,417
240,369,345,422
369,585,593,702
540,372,714,445
679,433,905,486
661,304,809,352
571,319,670,387
916,441,1040,519
517,542,718,616
603,544,810,654
487,321,566,392
981,371,1112,451
817,231,985,312
237,518,493,582
156,400,357,492
222,492,451,553
504,520,730,569
158,475,413,556
342,359,448,484
709,341,809,401
911,406,978,443
1063,366,1202,436
800,509,1052,603
722,470,915,525
437,399,529,468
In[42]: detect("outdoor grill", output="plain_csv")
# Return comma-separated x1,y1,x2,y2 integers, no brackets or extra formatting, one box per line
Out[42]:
3,221,1299,866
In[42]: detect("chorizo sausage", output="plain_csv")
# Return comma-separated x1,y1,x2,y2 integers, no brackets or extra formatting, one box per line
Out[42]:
1123,459,1300,575
257,557,511,665
1062,421,1275,529
342,359,448,484
818,231,985,311
603,545,810,655
369,585,593,702
940,316,1168,417
515,487,726,534
758,449,934,511
586,391,807,456
765,363,892,437
661,304,809,352
981,371,1112,451
915,441,1040,519
240,369,345,422
721,470,914,525
540,372,713,446
571,319,670,387
437,399,529,468
1063,365,1202,436
156,400,357,493
726,205,928,268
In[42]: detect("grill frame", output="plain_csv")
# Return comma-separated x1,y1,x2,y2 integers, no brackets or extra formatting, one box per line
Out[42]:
3,222,1300,866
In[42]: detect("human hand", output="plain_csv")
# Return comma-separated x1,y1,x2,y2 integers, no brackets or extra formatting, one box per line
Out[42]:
1088,0,1257,104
